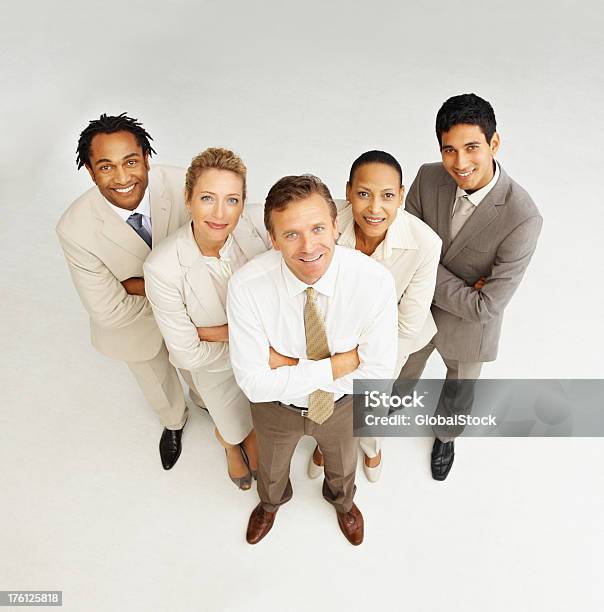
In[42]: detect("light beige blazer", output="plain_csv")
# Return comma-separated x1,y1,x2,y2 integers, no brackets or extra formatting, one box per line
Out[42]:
335,200,441,374
143,205,270,443
56,165,189,362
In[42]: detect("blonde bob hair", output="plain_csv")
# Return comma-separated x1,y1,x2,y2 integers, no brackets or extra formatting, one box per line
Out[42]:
184,147,247,202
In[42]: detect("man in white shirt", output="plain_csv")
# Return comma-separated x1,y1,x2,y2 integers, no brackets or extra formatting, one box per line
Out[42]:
227,175,398,545
56,113,194,470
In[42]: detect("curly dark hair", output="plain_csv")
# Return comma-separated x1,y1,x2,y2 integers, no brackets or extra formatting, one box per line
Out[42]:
75,112,156,169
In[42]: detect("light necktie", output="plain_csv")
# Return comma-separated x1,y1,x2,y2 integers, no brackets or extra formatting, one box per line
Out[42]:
304,287,334,425
451,195,475,241
127,212,152,248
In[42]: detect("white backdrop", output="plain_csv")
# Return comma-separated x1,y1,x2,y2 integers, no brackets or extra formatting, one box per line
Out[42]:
1,1,603,611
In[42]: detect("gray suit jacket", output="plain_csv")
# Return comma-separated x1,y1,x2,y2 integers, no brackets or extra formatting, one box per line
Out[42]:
406,162,542,362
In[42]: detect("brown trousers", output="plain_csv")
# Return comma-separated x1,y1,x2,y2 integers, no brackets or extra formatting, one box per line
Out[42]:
251,397,357,514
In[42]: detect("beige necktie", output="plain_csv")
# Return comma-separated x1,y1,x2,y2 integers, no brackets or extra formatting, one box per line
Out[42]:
304,287,334,424
451,195,475,241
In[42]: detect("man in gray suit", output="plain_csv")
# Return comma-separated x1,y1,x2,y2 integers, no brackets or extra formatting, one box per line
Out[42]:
397,93,542,480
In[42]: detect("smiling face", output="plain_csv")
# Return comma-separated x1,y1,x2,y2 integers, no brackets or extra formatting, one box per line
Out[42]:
269,193,339,285
186,168,244,250
86,131,150,210
346,162,404,240
440,123,500,193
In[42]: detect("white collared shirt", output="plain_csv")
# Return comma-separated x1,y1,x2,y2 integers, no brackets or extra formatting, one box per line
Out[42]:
451,161,500,216
337,202,412,261
104,187,152,236
227,245,398,406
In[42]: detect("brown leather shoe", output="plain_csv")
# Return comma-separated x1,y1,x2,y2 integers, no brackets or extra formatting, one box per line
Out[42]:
336,503,364,546
246,503,277,545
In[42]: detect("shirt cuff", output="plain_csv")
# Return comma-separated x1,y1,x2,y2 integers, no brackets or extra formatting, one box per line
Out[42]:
298,356,333,388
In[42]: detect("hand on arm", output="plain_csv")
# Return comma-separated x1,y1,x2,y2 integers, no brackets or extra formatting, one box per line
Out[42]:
197,324,229,342
227,281,334,403
473,276,487,290
121,277,146,296
143,261,228,370
56,229,149,329
330,347,360,379
433,216,543,322
323,275,399,395
268,345,360,377
268,347,299,369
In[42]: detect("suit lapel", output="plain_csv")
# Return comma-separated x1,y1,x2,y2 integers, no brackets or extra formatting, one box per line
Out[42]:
93,192,150,260
149,167,172,246
442,166,509,265
176,224,226,321
442,200,498,265
437,180,456,253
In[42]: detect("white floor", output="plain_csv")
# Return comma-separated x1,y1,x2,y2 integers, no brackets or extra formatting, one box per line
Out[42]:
2,344,602,611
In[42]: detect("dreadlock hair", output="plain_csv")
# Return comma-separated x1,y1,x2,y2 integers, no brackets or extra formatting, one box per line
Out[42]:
76,112,156,169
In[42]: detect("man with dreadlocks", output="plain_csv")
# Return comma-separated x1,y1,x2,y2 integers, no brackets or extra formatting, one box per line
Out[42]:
56,113,194,470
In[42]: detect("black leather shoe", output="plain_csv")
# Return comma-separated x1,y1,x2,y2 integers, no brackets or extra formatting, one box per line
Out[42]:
431,438,454,481
159,424,185,470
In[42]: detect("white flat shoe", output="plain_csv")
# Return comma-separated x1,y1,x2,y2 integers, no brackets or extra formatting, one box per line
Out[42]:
307,447,323,479
362,452,382,483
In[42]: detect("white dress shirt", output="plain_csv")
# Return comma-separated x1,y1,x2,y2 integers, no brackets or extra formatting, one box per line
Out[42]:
227,245,398,406
104,187,152,236
338,203,406,261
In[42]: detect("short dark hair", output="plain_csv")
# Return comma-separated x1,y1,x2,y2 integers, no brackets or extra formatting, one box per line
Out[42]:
76,112,156,169
435,93,497,146
348,150,403,186
264,174,337,235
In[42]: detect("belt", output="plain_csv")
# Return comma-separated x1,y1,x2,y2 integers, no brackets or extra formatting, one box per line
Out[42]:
278,394,349,418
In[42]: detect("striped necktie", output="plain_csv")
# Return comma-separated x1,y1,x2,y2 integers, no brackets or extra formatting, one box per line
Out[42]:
127,212,152,248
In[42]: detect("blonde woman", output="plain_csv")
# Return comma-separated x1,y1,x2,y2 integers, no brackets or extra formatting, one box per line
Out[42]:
308,150,442,482
144,148,270,489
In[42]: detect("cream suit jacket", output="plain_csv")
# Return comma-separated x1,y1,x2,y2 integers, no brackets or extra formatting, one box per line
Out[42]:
143,206,270,442
335,200,441,374
406,162,542,362
56,165,189,362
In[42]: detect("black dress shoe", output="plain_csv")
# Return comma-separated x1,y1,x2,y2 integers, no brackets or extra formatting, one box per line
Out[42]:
159,424,185,470
431,438,454,481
